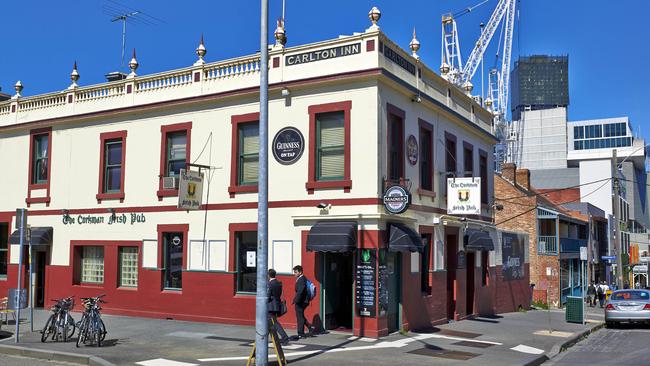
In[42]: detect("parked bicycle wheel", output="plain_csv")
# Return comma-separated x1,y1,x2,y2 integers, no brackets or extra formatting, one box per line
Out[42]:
76,315,88,348
40,314,55,343
98,317,107,342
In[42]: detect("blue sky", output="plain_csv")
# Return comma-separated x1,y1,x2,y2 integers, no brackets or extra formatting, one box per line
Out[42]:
1,0,648,140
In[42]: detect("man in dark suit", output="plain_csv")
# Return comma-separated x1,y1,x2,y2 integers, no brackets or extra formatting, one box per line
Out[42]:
268,269,289,344
292,265,313,338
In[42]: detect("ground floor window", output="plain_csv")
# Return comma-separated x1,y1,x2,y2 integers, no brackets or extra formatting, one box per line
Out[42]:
81,246,104,284
163,233,183,290
236,231,258,293
119,246,138,287
0,223,7,277
421,233,432,295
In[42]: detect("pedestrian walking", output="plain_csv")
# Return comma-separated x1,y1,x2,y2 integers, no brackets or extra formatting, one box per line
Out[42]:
597,282,605,308
292,265,314,339
587,282,596,307
268,269,289,345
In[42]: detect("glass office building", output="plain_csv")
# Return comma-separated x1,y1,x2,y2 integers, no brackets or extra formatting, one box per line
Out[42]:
511,55,569,121
571,120,633,151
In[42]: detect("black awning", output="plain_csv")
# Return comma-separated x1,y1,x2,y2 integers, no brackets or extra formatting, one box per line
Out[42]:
464,229,494,251
388,223,423,253
9,227,53,246
306,221,357,252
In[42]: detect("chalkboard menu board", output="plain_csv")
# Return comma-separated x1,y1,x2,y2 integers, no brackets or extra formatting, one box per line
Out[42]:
378,249,389,316
356,249,377,317
502,233,525,280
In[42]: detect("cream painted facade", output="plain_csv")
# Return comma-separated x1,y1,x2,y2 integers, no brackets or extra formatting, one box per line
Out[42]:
0,25,498,331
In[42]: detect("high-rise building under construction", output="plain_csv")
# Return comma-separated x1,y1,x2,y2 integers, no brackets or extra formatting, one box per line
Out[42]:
510,55,569,121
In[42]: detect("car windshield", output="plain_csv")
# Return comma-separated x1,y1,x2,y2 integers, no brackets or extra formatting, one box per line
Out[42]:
610,291,650,301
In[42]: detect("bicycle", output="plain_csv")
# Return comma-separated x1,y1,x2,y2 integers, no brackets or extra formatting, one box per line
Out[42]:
76,294,107,347
41,296,76,343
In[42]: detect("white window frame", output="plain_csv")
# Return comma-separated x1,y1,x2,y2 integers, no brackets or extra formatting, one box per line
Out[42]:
81,246,104,284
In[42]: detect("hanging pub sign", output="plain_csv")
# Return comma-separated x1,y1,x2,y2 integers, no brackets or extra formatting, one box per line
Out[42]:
178,169,204,210
355,248,377,317
272,127,305,165
447,177,481,215
406,135,418,165
383,184,411,214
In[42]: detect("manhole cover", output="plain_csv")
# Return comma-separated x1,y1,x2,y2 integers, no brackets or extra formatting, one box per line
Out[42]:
453,340,494,348
407,345,479,360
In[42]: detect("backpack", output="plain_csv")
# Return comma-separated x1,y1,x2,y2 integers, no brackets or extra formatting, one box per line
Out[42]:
597,286,603,295
305,279,317,301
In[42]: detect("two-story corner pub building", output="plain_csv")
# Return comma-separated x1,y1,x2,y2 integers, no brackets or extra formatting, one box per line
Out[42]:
0,10,529,338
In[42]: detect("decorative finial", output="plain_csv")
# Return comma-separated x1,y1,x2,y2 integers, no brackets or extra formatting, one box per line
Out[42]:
440,62,450,75
463,80,474,94
69,61,80,89
195,35,207,66
128,49,139,78
367,6,381,31
274,18,287,48
409,27,420,59
12,80,23,99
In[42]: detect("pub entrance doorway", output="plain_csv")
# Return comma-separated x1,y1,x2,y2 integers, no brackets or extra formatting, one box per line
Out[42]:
322,252,353,331
466,251,475,316
446,232,458,320
386,252,402,333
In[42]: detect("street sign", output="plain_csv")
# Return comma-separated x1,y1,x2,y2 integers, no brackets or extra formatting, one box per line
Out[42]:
601,255,616,261
580,247,588,261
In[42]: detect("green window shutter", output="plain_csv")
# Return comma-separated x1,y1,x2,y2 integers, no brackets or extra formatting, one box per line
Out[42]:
239,122,259,185
317,112,345,180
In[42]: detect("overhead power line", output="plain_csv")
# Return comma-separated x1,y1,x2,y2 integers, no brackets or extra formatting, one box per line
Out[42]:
494,178,612,226
495,177,612,202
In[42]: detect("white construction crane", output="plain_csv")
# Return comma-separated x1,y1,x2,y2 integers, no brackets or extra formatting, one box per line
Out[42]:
440,0,517,170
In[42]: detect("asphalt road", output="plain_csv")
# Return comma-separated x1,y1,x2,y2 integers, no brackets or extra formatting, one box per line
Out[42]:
545,323,650,365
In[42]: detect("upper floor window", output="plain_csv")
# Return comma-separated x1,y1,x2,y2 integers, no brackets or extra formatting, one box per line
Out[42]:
166,131,187,177
387,114,404,181
316,112,345,181
479,151,488,204
463,143,473,177
97,131,127,202
158,122,192,199
307,101,352,193
238,122,259,185
445,133,457,176
103,140,123,192
229,113,260,197
419,122,433,191
32,134,49,184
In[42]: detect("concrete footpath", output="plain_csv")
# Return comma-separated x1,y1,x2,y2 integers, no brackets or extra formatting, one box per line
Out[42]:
0,306,605,366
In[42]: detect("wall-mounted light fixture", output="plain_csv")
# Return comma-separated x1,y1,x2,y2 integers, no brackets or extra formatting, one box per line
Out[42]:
317,202,332,214
281,87,291,97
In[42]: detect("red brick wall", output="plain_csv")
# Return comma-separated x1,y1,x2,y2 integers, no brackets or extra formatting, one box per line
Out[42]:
494,173,562,306
537,188,580,205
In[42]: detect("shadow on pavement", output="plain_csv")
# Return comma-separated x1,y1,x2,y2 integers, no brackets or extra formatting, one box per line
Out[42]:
288,337,357,363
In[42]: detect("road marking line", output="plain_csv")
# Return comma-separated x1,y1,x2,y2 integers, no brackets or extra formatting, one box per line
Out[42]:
511,344,545,355
136,359,198,366
197,332,502,362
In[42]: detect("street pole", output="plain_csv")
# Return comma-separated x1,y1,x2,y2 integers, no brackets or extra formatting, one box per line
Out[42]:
612,149,624,289
255,0,269,364
15,209,27,343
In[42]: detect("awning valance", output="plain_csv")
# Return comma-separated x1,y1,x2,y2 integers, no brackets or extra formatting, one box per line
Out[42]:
306,221,357,252
464,229,494,251
388,223,423,253
9,227,53,246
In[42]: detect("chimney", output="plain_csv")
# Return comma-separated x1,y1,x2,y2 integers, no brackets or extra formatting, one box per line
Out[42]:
501,163,516,185
105,72,127,82
516,168,531,190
